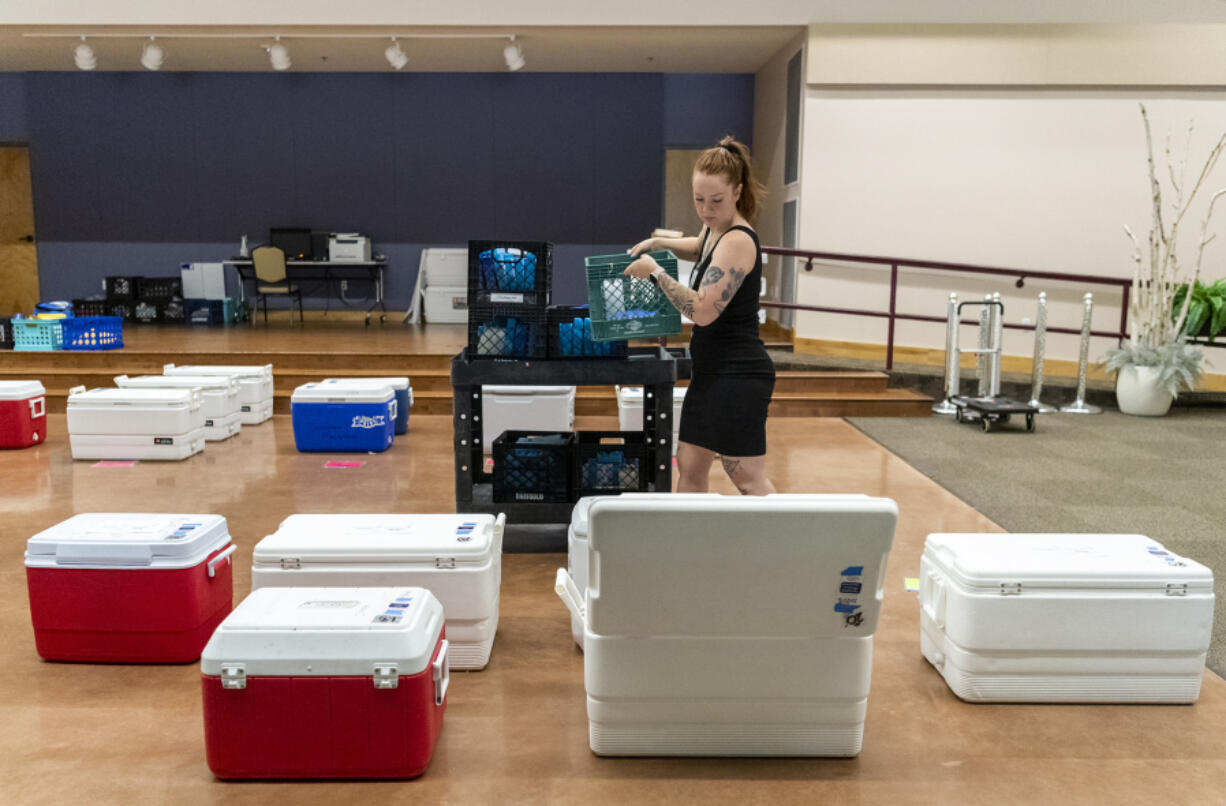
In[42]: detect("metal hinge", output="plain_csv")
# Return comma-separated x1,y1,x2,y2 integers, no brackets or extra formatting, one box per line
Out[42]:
1165,583,1188,597
435,557,457,569
221,664,247,689
1000,582,1022,596
373,663,399,689
280,558,301,569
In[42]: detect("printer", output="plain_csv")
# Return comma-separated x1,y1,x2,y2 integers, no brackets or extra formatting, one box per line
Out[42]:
328,233,372,263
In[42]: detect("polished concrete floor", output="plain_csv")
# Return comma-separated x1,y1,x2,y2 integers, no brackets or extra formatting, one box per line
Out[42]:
2,413,1224,805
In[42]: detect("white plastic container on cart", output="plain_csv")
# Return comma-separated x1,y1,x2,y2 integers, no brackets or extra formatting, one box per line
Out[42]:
163,363,274,424
67,385,206,460
26,513,235,662
919,532,1215,704
616,385,686,454
250,513,504,670
114,374,242,442
556,493,898,757
482,385,575,452
201,586,448,779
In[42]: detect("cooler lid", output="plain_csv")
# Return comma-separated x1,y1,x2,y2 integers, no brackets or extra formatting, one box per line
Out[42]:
163,363,273,379
483,385,575,397
924,533,1214,589
115,374,237,392
322,376,409,391
291,382,393,403
201,586,445,677
25,513,230,568
68,387,198,406
254,513,502,565
0,380,45,400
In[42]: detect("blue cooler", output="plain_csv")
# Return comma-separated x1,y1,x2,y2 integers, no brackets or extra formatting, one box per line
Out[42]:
291,382,396,453
319,377,412,435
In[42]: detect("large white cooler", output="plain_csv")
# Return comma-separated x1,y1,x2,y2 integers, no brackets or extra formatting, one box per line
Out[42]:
920,532,1215,704
616,385,686,454
482,385,575,452
423,285,468,324
201,586,448,779
163,363,274,424
556,493,898,757
114,374,242,442
66,385,206,461
250,513,504,670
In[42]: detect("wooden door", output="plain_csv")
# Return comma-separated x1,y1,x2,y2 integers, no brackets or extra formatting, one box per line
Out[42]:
0,147,39,315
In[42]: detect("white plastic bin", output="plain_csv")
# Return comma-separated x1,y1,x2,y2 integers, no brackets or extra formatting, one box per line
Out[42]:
482,385,575,452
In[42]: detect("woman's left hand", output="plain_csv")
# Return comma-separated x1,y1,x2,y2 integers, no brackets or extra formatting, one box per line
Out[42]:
623,254,659,279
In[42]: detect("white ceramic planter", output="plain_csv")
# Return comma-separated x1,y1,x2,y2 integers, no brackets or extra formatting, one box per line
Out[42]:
1115,365,1173,416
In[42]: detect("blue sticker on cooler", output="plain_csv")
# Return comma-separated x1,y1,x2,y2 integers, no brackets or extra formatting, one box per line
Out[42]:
388,602,409,609
834,603,862,614
840,581,863,594
395,597,412,603
840,566,864,577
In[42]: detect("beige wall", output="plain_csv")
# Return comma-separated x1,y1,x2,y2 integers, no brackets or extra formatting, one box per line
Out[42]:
792,24,1226,370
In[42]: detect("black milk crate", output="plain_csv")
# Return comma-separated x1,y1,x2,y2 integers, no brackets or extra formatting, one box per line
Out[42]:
468,302,549,360
573,431,649,497
133,300,160,323
106,300,134,320
105,276,143,302
159,297,186,324
467,239,552,306
492,430,574,504
72,298,109,317
547,305,628,359
138,277,182,301
0,317,12,349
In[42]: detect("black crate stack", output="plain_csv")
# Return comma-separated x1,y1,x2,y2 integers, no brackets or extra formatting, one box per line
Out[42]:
466,240,552,360
104,276,141,320
136,276,184,324
0,317,12,350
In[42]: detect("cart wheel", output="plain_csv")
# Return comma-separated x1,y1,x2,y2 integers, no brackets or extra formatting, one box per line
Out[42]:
380,314,387,325
364,313,371,327
955,409,963,423
1026,414,1036,433
980,417,991,433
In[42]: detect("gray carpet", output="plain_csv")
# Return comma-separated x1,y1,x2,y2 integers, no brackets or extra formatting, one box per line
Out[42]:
848,407,1226,676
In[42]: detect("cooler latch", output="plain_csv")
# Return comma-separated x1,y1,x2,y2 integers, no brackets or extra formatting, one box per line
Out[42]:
1166,583,1188,597
373,663,399,689
1000,582,1022,596
435,557,457,569
220,664,247,690
280,558,301,569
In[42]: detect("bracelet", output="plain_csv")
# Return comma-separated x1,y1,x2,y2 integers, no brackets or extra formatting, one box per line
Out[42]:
650,266,667,281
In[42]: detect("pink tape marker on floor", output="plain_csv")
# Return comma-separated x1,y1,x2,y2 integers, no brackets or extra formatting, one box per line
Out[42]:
324,461,365,469
94,461,137,468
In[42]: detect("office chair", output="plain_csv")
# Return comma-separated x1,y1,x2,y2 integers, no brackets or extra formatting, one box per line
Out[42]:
251,245,304,325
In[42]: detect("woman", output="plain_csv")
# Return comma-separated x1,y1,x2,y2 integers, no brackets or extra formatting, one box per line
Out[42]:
624,136,776,495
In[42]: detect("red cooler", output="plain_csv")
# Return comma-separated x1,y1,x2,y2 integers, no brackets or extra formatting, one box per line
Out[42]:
25,513,235,663
0,380,47,448
202,586,448,780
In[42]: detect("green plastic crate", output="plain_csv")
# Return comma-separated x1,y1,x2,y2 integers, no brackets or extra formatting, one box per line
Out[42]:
584,250,682,341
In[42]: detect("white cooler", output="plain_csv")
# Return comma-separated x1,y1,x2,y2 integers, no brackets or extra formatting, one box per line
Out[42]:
423,286,468,324
67,386,206,461
920,532,1215,704
556,493,898,757
250,513,504,670
482,385,575,452
163,363,274,424
617,385,686,454
114,374,242,442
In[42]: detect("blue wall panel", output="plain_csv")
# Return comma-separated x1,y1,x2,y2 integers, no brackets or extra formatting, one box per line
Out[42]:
662,73,754,148
0,74,27,141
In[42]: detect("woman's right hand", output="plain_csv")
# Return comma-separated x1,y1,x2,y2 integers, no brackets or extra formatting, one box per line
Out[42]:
628,237,656,257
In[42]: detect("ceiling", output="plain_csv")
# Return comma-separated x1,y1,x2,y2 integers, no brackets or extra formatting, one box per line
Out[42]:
0,26,805,74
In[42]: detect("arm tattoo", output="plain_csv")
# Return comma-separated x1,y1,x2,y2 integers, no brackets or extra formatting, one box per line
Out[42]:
656,271,697,319
709,266,747,317
700,265,725,287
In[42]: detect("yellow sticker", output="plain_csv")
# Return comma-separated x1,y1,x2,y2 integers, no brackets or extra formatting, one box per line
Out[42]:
904,577,920,592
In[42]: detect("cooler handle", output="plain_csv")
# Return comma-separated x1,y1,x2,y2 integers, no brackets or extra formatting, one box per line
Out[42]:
29,397,45,419
389,398,398,420
432,639,450,706
554,568,585,624
207,544,236,578
921,572,947,628
493,512,506,553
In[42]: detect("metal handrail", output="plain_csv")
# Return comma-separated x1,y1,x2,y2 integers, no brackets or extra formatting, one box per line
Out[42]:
759,245,1131,370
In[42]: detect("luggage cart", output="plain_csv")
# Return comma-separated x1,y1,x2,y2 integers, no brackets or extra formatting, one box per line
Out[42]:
948,298,1038,433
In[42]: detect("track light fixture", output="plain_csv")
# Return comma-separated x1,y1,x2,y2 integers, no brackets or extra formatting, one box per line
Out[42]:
73,37,96,71
140,37,164,71
267,36,291,71
384,37,408,70
503,36,524,72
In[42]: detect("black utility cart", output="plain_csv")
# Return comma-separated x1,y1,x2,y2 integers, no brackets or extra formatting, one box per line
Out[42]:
950,395,1038,433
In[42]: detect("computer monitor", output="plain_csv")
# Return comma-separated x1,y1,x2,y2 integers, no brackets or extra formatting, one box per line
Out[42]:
269,227,313,260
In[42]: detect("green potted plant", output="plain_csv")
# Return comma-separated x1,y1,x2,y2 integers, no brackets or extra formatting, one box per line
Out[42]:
1104,104,1225,416
1172,278,1226,341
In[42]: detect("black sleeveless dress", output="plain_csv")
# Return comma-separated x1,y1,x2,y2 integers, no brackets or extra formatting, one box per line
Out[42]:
678,225,775,457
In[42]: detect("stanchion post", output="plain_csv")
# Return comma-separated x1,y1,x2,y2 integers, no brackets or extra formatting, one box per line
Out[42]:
989,291,1003,397
977,294,991,397
932,292,959,414
1028,292,1057,413
1060,292,1103,414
